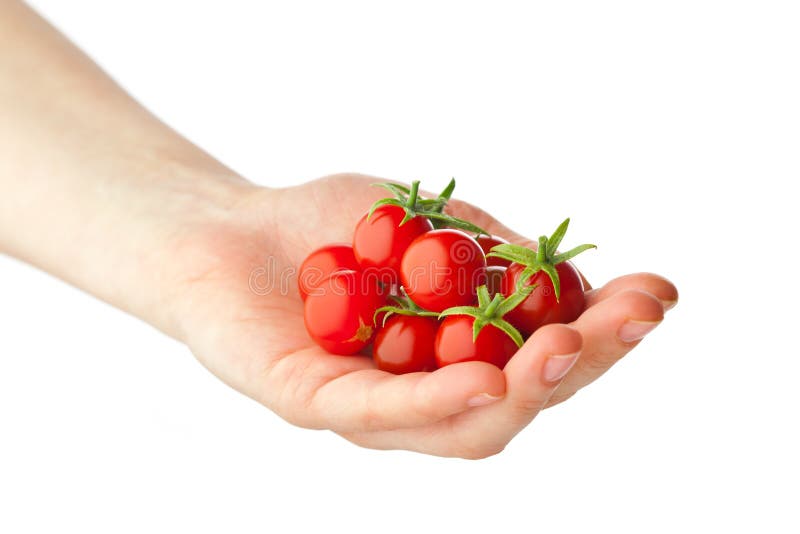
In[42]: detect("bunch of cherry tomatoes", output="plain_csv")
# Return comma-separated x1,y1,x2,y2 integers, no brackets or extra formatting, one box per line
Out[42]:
300,179,595,374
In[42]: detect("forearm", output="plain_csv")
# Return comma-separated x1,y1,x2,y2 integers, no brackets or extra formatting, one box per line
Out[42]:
0,1,249,337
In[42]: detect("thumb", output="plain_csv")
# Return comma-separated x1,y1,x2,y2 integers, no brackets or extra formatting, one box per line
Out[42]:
452,323,583,453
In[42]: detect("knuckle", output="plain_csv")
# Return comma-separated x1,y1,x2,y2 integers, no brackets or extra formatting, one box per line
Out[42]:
508,397,546,423
577,351,617,373
545,392,574,408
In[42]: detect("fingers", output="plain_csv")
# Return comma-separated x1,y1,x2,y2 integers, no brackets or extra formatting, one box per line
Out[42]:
341,324,583,458
447,323,583,455
336,278,675,457
585,272,678,309
546,288,665,407
303,359,507,433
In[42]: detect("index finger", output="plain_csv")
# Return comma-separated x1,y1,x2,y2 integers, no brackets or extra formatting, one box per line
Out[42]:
275,349,507,433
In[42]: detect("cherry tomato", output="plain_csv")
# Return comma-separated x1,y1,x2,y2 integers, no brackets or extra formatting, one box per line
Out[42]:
373,315,439,374
482,266,506,298
476,235,512,268
352,205,433,284
434,315,518,369
501,261,585,336
298,244,360,300
400,229,486,313
304,270,386,355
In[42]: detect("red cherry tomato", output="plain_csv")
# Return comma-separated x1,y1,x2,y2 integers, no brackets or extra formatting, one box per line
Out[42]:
373,315,439,374
298,244,360,300
352,205,433,284
476,235,512,268
400,229,486,313
434,315,518,369
483,265,506,298
501,261,585,336
304,270,386,355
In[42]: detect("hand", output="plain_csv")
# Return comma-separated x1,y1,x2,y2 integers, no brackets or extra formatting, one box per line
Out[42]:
166,173,678,458
0,4,676,458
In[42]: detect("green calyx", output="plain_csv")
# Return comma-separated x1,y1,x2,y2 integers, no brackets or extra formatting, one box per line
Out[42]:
369,179,489,236
373,289,439,327
439,285,533,348
486,218,596,301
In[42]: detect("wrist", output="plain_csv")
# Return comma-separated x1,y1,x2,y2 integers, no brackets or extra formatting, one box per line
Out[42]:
105,159,263,340
2,147,261,341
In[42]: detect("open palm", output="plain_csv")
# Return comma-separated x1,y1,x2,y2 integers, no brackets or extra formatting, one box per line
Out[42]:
172,174,677,458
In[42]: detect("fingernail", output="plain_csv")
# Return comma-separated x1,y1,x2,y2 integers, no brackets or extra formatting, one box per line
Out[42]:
467,393,503,407
542,351,581,383
618,319,661,343
662,299,678,311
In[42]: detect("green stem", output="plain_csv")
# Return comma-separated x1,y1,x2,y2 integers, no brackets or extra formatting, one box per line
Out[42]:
406,180,421,209
484,294,503,318
434,178,456,212
536,235,548,263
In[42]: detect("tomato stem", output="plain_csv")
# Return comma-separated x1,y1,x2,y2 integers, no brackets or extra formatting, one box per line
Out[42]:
487,219,596,303
369,179,490,236
432,178,456,213
484,293,503,317
406,180,421,209
536,236,547,264
374,287,439,326
439,285,527,347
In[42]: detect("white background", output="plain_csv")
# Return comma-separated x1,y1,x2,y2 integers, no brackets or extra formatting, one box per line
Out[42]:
2,1,798,532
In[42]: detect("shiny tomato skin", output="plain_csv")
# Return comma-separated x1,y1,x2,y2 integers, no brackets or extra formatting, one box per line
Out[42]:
298,244,360,300
476,235,512,268
434,315,518,369
501,261,585,336
483,266,506,298
373,315,439,374
303,270,386,355
400,229,486,313
352,205,433,283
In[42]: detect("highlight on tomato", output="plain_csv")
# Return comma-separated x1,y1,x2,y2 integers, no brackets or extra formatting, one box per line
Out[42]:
400,229,487,313
373,315,439,374
303,270,386,355
352,204,432,283
370,289,440,373
298,243,360,300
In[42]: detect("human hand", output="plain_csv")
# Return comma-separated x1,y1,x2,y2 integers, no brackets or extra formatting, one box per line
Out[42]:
166,173,678,458
0,3,676,458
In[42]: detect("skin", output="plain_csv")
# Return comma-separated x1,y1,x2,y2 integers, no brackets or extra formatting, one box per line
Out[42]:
0,2,678,458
